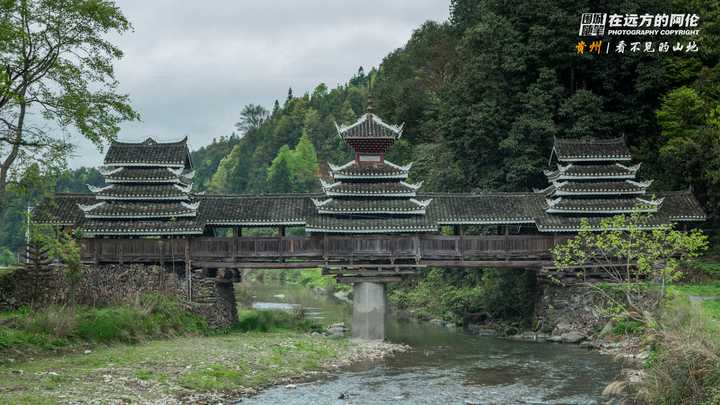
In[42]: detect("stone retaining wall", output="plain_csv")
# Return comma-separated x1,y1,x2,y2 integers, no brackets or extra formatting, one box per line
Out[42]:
0,264,237,328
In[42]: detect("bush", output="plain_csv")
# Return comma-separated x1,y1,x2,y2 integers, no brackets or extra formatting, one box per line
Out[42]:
233,309,321,333
0,295,208,355
642,300,720,404
388,268,537,324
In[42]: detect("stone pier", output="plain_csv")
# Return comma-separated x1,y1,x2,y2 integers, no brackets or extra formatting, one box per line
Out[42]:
352,281,387,340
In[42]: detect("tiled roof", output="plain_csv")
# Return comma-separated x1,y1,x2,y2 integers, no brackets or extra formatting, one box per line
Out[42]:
536,192,705,231
313,198,430,215
95,184,191,200
82,201,198,219
34,190,706,235
553,137,632,162
330,160,410,179
305,214,437,233
33,194,96,225
104,137,191,167
82,220,204,236
426,193,542,224
550,180,649,196
198,195,314,225
323,181,420,197
544,163,639,181
545,197,660,214
336,113,403,139
104,167,190,184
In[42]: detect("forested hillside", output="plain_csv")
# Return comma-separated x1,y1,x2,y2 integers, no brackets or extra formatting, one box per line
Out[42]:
2,0,719,261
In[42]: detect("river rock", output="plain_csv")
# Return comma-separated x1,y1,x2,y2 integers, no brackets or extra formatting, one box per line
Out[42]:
466,324,497,337
602,381,627,397
560,332,586,343
333,290,351,303
326,322,347,337
548,335,563,342
429,318,444,325
552,321,573,335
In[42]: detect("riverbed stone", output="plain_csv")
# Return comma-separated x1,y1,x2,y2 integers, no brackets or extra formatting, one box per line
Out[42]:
560,332,586,344
466,324,498,337
602,381,627,397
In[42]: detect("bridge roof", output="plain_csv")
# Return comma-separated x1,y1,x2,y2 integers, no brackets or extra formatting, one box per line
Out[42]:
552,137,632,162
35,190,705,234
104,137,192,168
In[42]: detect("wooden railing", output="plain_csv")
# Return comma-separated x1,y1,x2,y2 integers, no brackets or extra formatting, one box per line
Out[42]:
80,234,565,264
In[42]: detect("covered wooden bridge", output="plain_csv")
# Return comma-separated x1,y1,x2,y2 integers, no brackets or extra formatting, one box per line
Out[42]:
34,110,706,339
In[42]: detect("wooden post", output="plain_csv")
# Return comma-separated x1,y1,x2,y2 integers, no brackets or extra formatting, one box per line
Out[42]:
279,226,286,237
185,238,192,302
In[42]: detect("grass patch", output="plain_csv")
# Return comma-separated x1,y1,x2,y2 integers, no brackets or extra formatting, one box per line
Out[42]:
233,309,322,333
642,298,720,405
0,332,348,404
0,294,207,359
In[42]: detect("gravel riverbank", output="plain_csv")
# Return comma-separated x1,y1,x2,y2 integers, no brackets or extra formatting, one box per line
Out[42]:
0,332,408,405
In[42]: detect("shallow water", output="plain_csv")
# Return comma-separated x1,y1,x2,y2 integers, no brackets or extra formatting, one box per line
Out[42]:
237,282,620,405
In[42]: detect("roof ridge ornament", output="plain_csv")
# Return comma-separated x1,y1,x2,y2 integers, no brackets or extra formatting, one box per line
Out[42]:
409,198,433,208
627,179,653,188
87,184,113,193
98,167,123,176
181,170,195,179
546,197,562,207
400,180,423,190
616,163,641,171
320,179,340,190
636,197,664,206
180,201,200,210
311,198,333,207
167,167,183,176
77,202,106,212
173,183,193,193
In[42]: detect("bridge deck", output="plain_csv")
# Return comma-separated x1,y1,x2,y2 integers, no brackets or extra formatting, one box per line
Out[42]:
81,234,566,268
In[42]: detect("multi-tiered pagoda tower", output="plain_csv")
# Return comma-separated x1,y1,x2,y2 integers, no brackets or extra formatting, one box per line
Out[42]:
78,137,203,237
306,109,434,233
535,137,663,231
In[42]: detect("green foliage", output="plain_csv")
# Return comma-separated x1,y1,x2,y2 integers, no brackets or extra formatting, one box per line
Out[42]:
642,299,720,405
179,363,249,392
0,0,138,214
552,213,708,321
388,268,537,324
0,246,15,266
233,309,322,333
266,131,319,193
0,295,208,355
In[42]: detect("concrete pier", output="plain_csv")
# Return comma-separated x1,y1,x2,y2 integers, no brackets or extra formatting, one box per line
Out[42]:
352,281,387,340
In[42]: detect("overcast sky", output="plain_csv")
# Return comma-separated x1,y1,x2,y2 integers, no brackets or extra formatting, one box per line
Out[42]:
67,0,450,168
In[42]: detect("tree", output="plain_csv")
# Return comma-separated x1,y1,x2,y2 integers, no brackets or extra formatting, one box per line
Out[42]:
289,130,319,192
0,0,139,215
552,213,708,323
234,104,269,134
266,145,292,193
656,86,720,221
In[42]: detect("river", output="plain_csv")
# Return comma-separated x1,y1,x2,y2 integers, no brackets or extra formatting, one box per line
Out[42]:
236,282,621,405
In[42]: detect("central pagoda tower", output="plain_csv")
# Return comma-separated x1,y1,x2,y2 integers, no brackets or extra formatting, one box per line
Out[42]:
306,107,433,233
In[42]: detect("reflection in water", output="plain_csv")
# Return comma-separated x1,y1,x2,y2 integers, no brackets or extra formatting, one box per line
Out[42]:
237,282,620,405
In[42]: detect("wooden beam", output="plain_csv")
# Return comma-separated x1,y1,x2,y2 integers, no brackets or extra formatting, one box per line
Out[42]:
336,276,403,284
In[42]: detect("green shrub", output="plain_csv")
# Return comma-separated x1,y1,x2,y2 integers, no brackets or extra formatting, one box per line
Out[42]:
642,300,720,404
233,309,321,333
389,268,537,324
612,318,644,336
0,295,208,356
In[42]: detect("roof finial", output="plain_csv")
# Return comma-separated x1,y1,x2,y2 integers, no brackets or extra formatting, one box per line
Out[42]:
366,78,374,115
